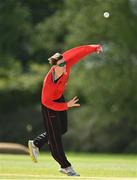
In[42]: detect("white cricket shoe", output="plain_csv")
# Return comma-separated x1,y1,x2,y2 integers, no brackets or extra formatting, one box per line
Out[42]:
28,140,39,163
59,166,80,176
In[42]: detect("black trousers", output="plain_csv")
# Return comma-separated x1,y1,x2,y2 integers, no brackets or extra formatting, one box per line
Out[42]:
33,96,71,168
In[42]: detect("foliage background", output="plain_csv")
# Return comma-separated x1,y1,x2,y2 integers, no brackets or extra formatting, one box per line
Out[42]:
0,0,137,153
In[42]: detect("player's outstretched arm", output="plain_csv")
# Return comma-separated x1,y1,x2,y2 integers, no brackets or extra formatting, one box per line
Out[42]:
63,44,103,67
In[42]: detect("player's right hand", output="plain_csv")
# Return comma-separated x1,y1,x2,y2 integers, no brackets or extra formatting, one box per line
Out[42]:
67,96,80,108
97,45,103,54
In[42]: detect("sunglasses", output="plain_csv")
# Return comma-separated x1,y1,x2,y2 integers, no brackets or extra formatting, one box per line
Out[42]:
58,61,66,67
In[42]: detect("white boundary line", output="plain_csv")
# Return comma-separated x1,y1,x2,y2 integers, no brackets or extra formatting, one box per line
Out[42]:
0,174,137,180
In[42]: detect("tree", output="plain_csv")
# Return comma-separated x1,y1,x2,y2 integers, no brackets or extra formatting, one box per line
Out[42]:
1,0,137,152
0,0,32,68
58,0,137,152
20,0,64,24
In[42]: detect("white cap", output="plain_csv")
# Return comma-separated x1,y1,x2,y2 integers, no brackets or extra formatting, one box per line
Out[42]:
48,52,62,61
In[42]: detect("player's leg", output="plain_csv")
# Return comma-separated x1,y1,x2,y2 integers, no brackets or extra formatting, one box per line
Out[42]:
55,95,68,135
33,132,48,149
28,132,48,162
43,106,80,176
42,105,71,168
58,110,80,176
59,110,68,135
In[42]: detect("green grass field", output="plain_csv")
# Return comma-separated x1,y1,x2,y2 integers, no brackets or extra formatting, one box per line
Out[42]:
0,153,137,180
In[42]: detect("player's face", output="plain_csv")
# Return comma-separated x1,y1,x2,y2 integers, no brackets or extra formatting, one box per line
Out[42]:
57,59,66,67
56,59,66,73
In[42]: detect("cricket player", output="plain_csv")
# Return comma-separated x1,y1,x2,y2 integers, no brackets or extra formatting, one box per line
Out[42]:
28,44,103,176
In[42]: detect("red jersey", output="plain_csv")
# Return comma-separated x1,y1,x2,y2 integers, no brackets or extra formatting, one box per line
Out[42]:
41,45,100,111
